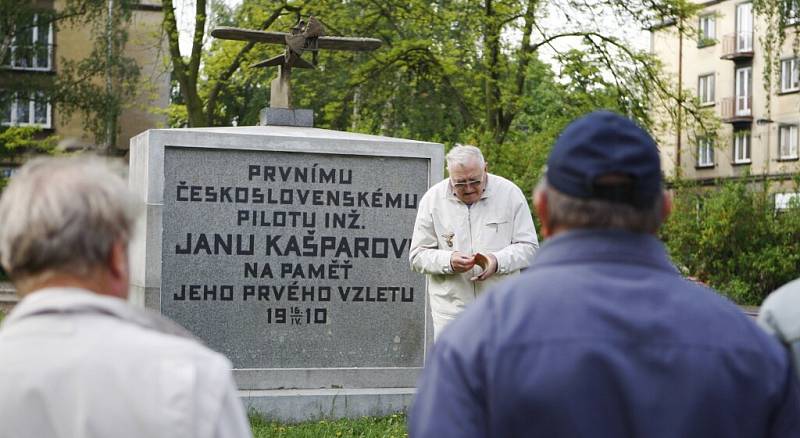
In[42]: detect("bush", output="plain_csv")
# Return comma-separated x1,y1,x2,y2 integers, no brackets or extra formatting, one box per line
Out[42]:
662,177,800,305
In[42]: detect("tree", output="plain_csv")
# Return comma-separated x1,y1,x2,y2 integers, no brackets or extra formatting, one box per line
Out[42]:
165,0,702,136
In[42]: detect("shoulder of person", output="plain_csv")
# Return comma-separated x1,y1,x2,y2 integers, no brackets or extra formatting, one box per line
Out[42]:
419,178,451,201
487,173,526,197
105,314,233,372
760,278,800,337
762,278,800,313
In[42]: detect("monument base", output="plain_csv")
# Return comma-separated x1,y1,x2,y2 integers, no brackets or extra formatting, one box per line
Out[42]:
130,126,442,424
259,108,314,127
240,388,415,422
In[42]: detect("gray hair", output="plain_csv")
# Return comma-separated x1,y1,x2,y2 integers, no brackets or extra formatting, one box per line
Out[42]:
535,177,664,233
446,144,485,170
0,156,142,282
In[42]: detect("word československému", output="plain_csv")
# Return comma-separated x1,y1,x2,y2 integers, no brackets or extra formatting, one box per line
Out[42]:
175,182,419,210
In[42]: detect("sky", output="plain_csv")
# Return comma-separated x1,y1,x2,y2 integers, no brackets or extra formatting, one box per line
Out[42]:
174,0,224,54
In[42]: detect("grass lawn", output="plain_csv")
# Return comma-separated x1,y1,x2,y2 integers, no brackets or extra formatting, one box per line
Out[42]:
250,414,407,438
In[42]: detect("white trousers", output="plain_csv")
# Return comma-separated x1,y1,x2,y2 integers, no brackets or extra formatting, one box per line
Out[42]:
431,312,457,341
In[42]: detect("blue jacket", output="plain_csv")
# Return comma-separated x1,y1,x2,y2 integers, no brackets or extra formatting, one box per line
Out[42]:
410,230,800,438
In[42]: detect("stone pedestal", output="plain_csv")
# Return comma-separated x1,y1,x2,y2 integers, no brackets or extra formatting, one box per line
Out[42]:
129,126,443,421
260,108,314,127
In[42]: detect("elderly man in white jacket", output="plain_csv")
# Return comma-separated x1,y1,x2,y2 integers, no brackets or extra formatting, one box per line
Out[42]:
0,157,251,438
410,145,538,339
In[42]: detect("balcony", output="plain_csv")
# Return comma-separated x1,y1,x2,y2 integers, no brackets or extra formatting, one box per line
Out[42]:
721,33,754,60
721,96,753,124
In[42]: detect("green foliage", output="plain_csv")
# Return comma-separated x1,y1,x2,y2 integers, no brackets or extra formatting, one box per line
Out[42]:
476,49,656,211
0,125,57,188
663,178,800,305
249,413,407,438
189,0,696,145
0,125,56,154
192,1,675,209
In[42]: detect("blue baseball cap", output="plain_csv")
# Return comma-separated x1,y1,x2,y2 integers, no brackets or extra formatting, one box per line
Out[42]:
546,110,662,208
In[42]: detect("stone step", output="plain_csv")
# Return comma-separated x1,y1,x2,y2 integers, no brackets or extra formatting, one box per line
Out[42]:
240,387,414,422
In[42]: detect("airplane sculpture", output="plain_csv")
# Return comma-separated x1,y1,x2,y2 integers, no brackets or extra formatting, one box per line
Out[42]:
211,17,381,109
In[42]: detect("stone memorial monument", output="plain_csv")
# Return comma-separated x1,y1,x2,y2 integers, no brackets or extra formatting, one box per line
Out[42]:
129,18,443,422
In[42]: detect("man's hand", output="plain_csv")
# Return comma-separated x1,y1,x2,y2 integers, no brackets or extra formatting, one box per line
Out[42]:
470,253,497,281
450,252,476,273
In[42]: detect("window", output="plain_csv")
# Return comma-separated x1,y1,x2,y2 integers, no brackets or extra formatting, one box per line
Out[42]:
779,124,799,159
697,74,715,105
734,131,751,164
698,15,716,45
697,137,715,167
736,67,752,116
736,3,753,52
1,91,52,128
781,58,800,92
1,14,53,71
775,193,800,210
786,0,800,25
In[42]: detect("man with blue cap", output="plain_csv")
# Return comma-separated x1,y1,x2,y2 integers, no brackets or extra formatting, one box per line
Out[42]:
409,111,800,437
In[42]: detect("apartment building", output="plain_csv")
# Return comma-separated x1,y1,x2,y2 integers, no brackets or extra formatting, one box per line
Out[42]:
651,0,800,206
0,0,169,176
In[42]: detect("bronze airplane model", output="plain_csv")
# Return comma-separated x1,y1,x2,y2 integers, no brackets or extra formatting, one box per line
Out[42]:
211,17,381,109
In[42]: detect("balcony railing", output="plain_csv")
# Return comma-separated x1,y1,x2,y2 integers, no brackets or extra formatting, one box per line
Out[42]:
721,96,753,123
721,32,754,60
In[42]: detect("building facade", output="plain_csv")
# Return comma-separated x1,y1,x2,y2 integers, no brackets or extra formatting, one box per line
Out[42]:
651,0,800,206
0,0,168,173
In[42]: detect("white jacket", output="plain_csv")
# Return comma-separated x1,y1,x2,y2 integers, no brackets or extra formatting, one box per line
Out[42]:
409,173,538,317
758,277,800,381
0,288,251,438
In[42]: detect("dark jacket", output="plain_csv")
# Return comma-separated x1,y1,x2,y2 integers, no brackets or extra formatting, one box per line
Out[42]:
410,230,800,438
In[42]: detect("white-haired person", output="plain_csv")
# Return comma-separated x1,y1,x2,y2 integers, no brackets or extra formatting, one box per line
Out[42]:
409,145,538,340
0,156,251,438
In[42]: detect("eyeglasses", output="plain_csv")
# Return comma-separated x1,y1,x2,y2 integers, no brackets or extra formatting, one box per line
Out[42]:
451,179,483,190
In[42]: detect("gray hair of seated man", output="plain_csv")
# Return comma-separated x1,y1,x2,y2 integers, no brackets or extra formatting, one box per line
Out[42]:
446,144,485,170
0,155,142,282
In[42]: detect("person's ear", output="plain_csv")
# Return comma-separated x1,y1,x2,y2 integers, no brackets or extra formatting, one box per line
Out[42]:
107,240,129,298
534,189,552,238
661,190,672,222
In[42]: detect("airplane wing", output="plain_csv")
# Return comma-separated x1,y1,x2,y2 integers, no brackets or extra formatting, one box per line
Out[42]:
212,27,381,51
211,27,287,44
251,53,315,69
316,36,382,51
251,54,285,68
